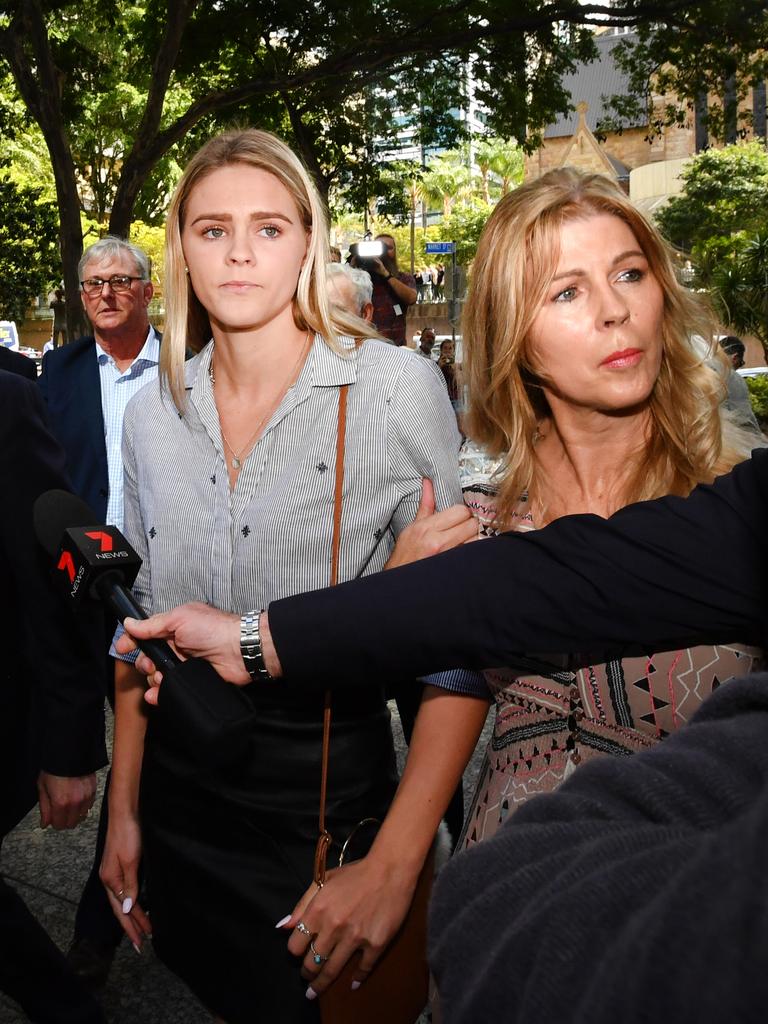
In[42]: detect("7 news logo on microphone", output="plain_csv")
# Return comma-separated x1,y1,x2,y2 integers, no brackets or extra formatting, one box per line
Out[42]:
55,525,141,602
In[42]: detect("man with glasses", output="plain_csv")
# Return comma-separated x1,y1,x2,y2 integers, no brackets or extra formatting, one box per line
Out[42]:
39,237,158,526
38,236,159,990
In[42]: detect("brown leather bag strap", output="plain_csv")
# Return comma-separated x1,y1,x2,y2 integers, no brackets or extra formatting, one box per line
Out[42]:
314,382,349,887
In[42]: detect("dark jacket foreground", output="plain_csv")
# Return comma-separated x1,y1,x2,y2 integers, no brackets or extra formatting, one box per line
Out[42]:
0,370,107,1022
0,345,37,380
430,675,768,1023
0,370,106,829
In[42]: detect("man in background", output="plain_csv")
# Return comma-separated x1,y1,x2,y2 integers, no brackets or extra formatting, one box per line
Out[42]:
417,327,436,358
351,233,416,346
718,335,762,434
39,235,160,988
50,288,67,348
39,236,158,527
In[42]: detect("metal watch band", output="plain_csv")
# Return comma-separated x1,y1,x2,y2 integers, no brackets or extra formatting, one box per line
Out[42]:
240,609,272,682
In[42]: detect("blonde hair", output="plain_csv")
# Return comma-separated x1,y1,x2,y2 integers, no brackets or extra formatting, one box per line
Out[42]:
162,128,370,410
464,166,755,522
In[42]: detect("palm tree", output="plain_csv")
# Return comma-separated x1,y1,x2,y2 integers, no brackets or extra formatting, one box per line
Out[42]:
474,138,496,203
708,231,768,354
482,137,524,196
419,151,471,218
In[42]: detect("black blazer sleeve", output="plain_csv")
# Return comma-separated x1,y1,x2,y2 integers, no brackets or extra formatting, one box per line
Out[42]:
0,372,106,776
269,448,768,683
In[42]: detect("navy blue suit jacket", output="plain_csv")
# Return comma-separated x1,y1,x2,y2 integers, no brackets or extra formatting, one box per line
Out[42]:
38,336,110,521
38,333,161,523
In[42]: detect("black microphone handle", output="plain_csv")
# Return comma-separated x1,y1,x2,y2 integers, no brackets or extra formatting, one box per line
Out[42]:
94,574,181,674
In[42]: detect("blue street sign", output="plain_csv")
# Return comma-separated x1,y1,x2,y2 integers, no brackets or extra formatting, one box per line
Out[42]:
425,241,456,254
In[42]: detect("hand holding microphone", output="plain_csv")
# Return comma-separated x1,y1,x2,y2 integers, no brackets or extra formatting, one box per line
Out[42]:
115,603,249,702
33,489,256,766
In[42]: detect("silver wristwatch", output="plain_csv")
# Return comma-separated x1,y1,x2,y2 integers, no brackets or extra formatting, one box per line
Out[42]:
240,609,272,682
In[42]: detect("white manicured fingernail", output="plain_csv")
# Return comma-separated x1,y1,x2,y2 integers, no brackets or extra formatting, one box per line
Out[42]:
274,915,291,929
351,981,362,991
132,942,142,955
305,987,318,1001
122,896,133,914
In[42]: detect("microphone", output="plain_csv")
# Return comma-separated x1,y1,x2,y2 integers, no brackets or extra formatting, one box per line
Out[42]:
33,489,180,675
33,489,256,768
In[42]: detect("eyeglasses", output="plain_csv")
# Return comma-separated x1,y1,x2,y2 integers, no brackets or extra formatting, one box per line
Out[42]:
80,275,143,295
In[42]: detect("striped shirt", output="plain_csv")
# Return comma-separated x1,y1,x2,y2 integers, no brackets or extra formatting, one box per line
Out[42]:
96,327,160,529
119,335,461,635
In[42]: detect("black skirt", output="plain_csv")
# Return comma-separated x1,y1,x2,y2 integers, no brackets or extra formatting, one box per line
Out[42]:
140,683,398,1024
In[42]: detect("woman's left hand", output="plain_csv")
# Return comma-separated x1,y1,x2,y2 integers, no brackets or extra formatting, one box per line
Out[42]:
280,854,420,999
385,478,478,570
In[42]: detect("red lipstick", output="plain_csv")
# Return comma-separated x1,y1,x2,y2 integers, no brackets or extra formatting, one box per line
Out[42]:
600,348,642,368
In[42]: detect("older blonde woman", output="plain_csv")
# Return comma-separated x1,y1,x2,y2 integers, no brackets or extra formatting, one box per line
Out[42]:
391,165,764,845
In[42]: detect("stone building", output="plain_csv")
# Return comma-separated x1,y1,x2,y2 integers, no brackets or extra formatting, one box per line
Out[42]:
525,28,767,214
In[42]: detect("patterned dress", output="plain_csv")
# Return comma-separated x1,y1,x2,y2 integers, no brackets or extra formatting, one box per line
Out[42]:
458,440,764,848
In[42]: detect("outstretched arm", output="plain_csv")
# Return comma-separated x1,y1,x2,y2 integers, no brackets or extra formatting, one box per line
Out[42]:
271,450,768,681
121,450,768,689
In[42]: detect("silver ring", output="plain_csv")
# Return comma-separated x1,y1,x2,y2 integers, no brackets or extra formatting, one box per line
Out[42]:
296,921,311,937
310,939,329,964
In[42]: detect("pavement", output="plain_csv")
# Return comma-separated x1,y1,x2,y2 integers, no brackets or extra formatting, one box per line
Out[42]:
0,702,492,1024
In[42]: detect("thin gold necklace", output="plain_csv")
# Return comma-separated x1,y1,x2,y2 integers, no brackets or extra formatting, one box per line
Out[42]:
210,330,312,470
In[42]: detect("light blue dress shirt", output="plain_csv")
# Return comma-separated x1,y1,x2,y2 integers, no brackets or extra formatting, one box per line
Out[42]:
96,327,160,529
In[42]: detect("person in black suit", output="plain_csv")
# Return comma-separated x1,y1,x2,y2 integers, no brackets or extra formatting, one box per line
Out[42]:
39,235,160,986
0,344,37,380
0,370,107,1023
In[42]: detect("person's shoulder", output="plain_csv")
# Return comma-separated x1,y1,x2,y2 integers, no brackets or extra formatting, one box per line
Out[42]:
397,271,417,286
0,366,36,399
0,369,46,434
357,336,443,390
0,346,37,379
126,347,205,421
358,336,419,369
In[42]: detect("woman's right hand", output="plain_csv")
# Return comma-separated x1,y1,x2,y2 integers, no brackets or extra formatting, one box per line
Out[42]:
100,813,152,951
385,478,478,570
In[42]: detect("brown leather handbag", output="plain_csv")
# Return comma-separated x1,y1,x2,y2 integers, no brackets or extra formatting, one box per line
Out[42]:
314,384,433,1024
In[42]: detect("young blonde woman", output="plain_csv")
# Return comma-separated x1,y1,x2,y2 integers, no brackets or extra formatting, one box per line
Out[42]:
392,165,764,846
100,129,484,1023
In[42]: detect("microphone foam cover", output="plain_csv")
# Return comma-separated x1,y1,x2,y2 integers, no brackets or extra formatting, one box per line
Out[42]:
33,489,99,557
